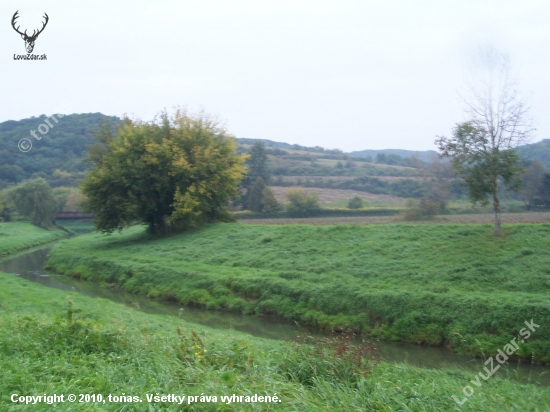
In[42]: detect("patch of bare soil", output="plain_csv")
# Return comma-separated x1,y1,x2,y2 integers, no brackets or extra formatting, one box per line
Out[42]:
270,186,405,205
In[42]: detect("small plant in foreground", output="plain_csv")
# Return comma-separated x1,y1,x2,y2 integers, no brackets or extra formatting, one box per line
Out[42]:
176,327,208,363
280,330,379,386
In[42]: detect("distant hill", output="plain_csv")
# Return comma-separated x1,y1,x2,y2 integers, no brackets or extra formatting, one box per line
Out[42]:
518,139,550,170
2,114,547,191
0,113,122,188
348,149,439,163
235,138,342,154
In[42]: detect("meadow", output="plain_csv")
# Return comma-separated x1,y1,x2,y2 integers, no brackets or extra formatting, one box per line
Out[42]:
0,222,67,256
1,270,549,411
46,222,550,363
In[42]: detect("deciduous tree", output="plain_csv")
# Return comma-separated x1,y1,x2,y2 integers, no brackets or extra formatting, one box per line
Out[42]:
81,109,247,234
10,178,57,228
285,188,319,217
519,161,545,210
435,47,534,235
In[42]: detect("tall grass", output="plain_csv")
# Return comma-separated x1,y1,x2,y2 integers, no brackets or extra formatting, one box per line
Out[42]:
1,271,549,411
46,222,550,363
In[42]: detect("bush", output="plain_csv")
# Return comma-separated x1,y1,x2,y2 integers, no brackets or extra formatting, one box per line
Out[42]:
247,177,266,212
347,197,363,209
9,178,57,228
260,187,282,214
285,188,320,217
402,198,440,221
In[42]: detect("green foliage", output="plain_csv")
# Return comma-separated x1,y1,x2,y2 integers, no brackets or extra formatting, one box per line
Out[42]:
243,141,270,186
247,177,266,212
9,178,57,228
518,138,550,170
47,223,550,362
81,110,247,234
518,161,547,209
437,122,523,206
436,122,524,234
246,178,281,214
402,198,440,221
2,271,548,410
260,186,282,214
535,173,550,208
52,187,86,213
285,188,320,216
347,196,363,209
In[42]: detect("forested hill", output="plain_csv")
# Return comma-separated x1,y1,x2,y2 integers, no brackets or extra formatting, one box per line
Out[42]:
518,139,550,167
1,113,549,190
0,113,122,188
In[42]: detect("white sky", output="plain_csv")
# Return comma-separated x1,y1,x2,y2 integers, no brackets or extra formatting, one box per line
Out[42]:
1,1,548,151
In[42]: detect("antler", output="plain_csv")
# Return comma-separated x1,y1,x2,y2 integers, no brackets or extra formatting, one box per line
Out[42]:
29,13,49,40
11,11,27,37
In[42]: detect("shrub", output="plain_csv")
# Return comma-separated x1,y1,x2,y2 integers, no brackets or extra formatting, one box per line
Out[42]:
9,178,57,228
402,198,440,221
285,188,320,217
347,196,363,209
260,187,282,213
247,177,266,212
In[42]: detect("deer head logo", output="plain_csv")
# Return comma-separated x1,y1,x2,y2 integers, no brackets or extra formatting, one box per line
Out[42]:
11,11,49,54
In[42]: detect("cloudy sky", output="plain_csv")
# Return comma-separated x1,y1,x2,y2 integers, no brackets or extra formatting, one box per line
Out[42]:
1,1,548,151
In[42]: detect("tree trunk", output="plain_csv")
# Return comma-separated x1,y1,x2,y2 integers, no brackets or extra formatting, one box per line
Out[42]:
493,180,501,236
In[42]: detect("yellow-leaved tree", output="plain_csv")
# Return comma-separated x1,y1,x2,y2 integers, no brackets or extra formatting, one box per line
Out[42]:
82,109,247,234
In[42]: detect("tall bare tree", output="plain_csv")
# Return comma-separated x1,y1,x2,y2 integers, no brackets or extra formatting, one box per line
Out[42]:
436,47,535,235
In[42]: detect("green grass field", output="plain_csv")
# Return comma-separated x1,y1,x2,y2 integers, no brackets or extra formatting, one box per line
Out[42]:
0,222,67,256
46,222,550,363
1,271,549,411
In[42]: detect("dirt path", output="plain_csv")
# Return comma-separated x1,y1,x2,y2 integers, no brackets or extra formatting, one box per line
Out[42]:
238,212,550,226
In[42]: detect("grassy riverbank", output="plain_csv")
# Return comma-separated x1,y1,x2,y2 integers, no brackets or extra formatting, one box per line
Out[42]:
1,271,549,411
45,223,550,363
0,222,67,256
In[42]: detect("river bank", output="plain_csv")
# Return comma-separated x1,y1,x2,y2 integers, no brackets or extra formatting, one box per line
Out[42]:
45,222,550,363
0,222,68,257
2,267,549,410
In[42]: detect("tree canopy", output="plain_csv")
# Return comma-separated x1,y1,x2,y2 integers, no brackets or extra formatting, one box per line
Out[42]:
9,178,57,228
436,48,533,235
243,141,270,186
81,110,247,234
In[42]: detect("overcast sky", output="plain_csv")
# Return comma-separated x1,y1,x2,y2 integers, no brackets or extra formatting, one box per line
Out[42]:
1,1,548,151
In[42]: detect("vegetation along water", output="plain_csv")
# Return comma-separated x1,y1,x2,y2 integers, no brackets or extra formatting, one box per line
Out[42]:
45,222,550,364
1,249,549,410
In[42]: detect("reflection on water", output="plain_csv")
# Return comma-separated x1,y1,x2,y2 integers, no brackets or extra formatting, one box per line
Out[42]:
1,247,549,386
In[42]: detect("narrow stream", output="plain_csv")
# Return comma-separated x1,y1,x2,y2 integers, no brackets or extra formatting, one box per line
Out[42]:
2,245,549,386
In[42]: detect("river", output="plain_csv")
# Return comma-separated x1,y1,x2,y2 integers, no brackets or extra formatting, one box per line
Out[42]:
2,244,548,386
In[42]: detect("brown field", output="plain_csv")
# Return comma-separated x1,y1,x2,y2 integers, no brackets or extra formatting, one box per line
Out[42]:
237,212,550,226
278,175,425,182
270,186,405,205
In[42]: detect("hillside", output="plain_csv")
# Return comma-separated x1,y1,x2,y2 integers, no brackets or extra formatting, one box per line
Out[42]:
518,139,550,168
0,113,122,188
2,114,547,205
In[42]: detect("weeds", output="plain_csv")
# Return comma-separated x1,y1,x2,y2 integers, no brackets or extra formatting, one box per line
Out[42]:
281,330,379,386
